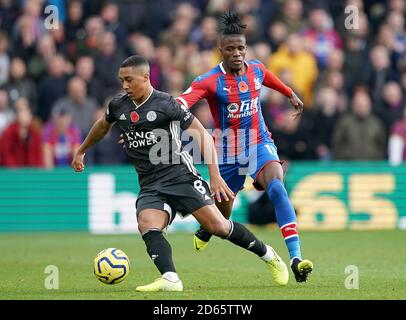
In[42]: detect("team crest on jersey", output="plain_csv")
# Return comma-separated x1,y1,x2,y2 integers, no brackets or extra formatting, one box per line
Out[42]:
238,81,248,93
130,111,140,123
146,111,157,122
227,103,239,113
254,77,261,90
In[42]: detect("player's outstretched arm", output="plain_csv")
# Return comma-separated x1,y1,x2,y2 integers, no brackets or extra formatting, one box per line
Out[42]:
186,118,234,202
72,117,114,172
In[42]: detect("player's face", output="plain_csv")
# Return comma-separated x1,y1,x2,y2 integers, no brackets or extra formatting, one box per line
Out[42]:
118,66,149,100
219,35,247,73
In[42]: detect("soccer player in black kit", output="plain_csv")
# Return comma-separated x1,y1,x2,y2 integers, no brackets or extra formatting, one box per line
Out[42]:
72,55,289,292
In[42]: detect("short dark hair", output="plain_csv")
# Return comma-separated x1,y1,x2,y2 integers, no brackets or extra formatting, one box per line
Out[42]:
219,11,247,36
120,55,149,68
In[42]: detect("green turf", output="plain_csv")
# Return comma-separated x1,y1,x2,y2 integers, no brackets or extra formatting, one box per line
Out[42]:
0,229,405,300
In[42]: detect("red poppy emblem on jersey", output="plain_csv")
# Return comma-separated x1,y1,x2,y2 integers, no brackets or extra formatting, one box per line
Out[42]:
130,111,140,123
238,81,248,93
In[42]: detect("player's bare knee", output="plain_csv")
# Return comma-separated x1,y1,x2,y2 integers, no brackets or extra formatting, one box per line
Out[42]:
137,221,148,234
137,218,156,234
209,219,229,237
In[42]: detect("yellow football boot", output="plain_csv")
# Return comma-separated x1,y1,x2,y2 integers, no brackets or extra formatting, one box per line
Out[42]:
136,277,183,292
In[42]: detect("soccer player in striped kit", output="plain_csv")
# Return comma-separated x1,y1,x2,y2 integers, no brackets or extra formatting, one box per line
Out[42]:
177,12,313,283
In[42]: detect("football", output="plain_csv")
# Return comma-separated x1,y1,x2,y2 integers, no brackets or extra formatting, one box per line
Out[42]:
93,248,130,284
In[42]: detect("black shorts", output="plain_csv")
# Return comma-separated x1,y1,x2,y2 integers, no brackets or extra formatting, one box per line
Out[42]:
136,173,214,223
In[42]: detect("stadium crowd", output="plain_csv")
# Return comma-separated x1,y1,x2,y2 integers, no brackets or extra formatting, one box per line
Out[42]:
0,0,405,168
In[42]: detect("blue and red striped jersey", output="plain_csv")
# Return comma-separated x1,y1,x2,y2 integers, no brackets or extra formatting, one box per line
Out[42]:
176,60,293,159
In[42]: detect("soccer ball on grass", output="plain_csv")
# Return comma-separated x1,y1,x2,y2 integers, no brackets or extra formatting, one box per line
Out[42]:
93,248,130,284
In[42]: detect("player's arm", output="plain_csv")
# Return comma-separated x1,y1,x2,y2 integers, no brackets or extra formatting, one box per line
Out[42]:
72,116,114,172
186,118,234,202
176,78,208,110
261,65,304,119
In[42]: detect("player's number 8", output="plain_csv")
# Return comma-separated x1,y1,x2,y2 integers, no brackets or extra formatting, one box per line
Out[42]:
194,180,206,194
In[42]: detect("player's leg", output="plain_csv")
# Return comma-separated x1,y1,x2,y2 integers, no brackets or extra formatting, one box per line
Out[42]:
135,205,183,292
194,197,235,250
193,164,245,251
255,158,313,282
192,204,289,285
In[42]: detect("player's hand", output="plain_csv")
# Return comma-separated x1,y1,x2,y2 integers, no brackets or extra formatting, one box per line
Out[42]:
289,92,304,119
71,151,85,172
118,134,125,148
209,175,235,203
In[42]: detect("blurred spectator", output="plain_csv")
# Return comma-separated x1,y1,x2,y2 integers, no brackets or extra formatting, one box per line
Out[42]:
375,81,405,134
0,97,42,167
388,0,406,13
93,31,123,103
366,45,398,106
48,21,68,56
233,0,268,41
4,57,37,113
0,88,13,135
11,14,37,61
312,87,340,161
269,33,318,108
0,0,19,35
400,70,406,97
250,42,271,65
332,90,386,160
241,13,263,44
72,15,105,59
42,106,81,168
270,109,316,160
0,31,10,86
166,68,186,97
385,10,406,67
12,0,47,60
302,7,343,70
74,55,101,104
278,0,307,33
27,34,56,81
100,1,127,46
37,54,69,123
86,107,128,165
267,21,288,52
126,33,165,91
190,16,218,51
65,0,85,43
343,34,369,96
160,16,194,50
52,76,98,137
388,107,406,165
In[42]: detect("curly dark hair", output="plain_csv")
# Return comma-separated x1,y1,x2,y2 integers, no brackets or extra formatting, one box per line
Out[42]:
219,11,247,35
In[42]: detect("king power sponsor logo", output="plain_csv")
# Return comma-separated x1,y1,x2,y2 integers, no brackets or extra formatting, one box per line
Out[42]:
227,97,258,119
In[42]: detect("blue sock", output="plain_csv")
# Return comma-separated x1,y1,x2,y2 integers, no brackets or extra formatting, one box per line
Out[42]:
266,179,302,261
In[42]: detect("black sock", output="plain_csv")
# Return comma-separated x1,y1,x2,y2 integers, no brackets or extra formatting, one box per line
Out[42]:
195,225,213,242
224,221,267,257
142,230,176,274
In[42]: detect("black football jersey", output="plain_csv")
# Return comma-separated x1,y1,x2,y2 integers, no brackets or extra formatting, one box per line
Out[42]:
105,89,199,186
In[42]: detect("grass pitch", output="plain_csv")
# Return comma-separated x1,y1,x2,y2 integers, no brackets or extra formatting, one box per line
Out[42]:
0,229,405,300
